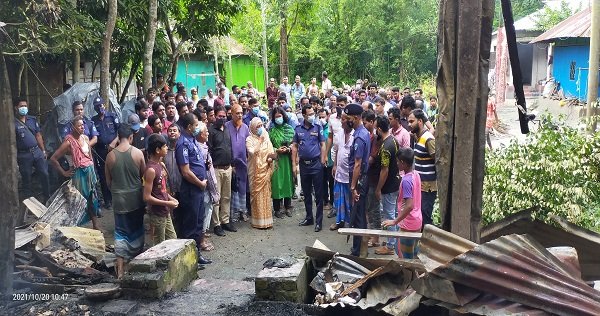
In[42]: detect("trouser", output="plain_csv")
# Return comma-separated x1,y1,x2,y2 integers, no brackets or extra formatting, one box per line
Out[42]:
212,167,232,226
381,191,399,250
366,187,381,230
17,148,50,201
203,191,213,232
246,182,252,215
350,177,368,256
299,160,324,226
149,213,177,246
323,166,334,205
421,190,437,230
94,146,111,205
273,198,292,214
176,181,205,256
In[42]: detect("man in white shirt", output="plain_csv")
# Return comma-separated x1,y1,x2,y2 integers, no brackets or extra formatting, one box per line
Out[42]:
279,76,292,104
205,88,216,107
321,71,332,92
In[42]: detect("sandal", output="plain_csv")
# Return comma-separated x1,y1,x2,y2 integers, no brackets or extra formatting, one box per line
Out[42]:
367,238,381,248
201,240,215,251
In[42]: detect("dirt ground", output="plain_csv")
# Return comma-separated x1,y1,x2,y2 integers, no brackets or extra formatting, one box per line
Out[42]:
85,197,383,315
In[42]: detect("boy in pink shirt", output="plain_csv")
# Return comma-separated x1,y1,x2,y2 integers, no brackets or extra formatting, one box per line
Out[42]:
382,148,422,258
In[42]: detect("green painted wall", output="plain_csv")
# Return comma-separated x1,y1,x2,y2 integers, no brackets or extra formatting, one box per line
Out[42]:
223,56,265,93
174,60,217,97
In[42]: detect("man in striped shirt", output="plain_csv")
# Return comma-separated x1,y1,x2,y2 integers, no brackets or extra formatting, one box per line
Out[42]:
408,109,436,230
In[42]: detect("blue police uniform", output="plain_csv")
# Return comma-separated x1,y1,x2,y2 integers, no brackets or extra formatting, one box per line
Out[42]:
174,132,207,254
293,121,325,227
348,124,371,256
242,111,258,127
92,112,119,207
59,117,99,140
15,116,50,200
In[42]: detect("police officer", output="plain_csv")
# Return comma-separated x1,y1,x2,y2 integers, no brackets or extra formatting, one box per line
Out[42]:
59,100,98,146
175,113,212,267
292,105,327,232
91,97,119,209
14,97,50,201
345,103,371,257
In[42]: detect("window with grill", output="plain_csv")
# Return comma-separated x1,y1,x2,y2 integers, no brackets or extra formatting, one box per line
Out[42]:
569,61,576,81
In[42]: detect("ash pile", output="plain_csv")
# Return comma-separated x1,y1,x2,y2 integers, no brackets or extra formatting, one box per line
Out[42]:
11,181,117,312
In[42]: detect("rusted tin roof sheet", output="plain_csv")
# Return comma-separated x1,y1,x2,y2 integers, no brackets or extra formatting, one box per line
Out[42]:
531,7,592,43
417,225,600,316
482,209,600,280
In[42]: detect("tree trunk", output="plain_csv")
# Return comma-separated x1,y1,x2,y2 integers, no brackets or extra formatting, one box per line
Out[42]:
164,16,178,87
72,49,80,83
120,60,140,103
16,61,24,96
170,54,179,87
100,0,117,109
143,0,158,91
279,10,289,80
0,52,19,299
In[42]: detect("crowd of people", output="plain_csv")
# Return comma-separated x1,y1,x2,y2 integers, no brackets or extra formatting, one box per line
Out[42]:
13,71,440,276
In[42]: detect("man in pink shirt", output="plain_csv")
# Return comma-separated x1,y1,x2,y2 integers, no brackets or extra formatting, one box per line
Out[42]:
382,148,421,259
388,108,410,149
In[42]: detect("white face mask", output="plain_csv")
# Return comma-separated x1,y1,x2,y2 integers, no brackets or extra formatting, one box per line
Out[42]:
319,118,327,126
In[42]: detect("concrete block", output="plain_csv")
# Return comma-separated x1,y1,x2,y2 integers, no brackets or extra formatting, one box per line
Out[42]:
122,239,198,298
255,259,309,303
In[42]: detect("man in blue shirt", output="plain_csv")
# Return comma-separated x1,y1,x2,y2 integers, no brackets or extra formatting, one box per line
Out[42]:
14,97,50,201
292,105,327,232
59,100,98,145
174,113,212,266
91,97,119,209
243,97,260,127
345,103,371,257
290,75,305,109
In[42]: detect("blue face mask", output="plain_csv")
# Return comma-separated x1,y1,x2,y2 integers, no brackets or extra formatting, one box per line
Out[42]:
307,114,315,124
192,126,201,137
256,127,264,136
252,106,260,115
18,107,28,116
275,117,284,125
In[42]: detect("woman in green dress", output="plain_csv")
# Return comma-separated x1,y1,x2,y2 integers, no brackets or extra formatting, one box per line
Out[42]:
269,107,295,218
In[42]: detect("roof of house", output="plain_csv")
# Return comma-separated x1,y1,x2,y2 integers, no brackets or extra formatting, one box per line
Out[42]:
530,6,592,43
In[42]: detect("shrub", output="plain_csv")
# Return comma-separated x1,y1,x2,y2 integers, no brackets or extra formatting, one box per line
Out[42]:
483,115,600,232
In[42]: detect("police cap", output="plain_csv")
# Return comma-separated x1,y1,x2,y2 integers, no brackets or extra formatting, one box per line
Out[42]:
344,103,364,116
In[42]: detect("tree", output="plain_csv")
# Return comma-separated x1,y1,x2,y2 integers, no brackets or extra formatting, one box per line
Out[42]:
143,0,158,91
100,0,117,106
535,1,576,31
493,0,544,28
160,0,242,86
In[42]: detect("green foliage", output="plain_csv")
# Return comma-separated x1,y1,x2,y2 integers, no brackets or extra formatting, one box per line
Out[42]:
535,1,577,31
483,115,600,232
231,0,437,88
493,0,544,29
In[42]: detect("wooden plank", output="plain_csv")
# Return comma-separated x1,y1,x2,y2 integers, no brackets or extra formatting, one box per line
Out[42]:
337,228,421,239
22,197,47,218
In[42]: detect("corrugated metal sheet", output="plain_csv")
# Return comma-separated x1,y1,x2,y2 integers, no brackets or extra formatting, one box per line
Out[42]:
482,209,600,280
531,7,591,43
418,225,477,271
417,225,600,316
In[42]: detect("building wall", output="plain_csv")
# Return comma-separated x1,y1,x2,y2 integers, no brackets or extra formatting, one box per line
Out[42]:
223,56,265,93
531,43,548,86
553,43,600,100
174,59,217,98
7,60,64,123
